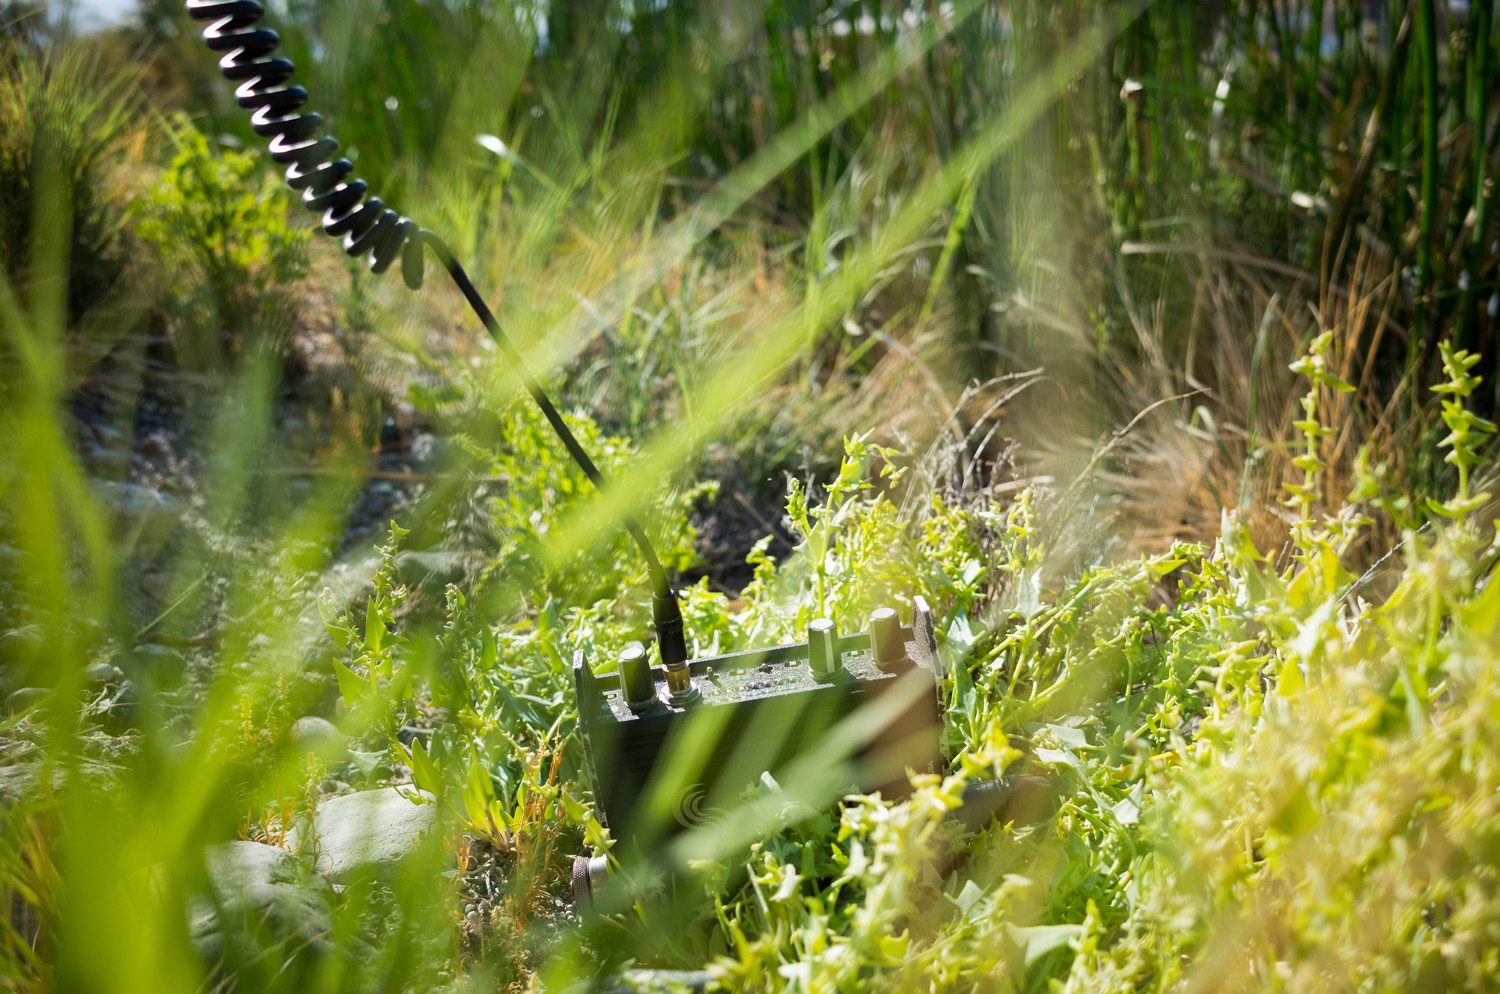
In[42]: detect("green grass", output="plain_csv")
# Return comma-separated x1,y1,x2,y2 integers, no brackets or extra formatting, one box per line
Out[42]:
2,2,1499,992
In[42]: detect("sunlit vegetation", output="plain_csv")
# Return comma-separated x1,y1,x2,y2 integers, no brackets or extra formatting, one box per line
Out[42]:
1,1,1497,991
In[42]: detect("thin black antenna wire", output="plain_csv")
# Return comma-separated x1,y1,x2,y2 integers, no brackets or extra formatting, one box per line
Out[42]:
182,0,688,666
422,235,671,596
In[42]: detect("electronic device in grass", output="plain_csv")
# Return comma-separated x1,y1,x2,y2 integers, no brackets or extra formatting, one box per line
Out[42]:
183,0,1050,912
570,601,946,903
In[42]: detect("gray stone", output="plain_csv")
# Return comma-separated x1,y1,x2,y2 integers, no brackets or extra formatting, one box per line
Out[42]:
288,786,437,882
0,763,40,803
607,970,713,994
91,422,126,448
129,643,188,676
408,432,439,468
289,716,347,764
190,841,334,971
90,480,182,542
84,661,122,687
0,624,43,664
0,756,120,802
139,431,173,459
6,686,48,712
396,549,466,589
92,479,176,516
84,444,128,475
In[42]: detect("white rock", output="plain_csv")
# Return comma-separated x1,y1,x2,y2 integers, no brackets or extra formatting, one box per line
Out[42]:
191,841,334,968
289,715,347,764
290,786,438,882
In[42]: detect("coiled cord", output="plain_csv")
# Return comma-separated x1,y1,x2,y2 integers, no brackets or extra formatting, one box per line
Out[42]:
186,0,428,286
184,0,688,666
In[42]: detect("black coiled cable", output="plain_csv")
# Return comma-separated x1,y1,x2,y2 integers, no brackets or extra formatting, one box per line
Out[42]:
184,0,689,667
187,0,426,286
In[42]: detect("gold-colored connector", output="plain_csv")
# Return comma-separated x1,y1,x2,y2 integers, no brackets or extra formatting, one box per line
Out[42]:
663,663,700,706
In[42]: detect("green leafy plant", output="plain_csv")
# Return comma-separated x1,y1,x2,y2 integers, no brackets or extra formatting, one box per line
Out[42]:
0,43,137,328
322,521,415,739
9,2,1500,992
1283,331,1354,526
1426,340,1497,518
135,119,309,366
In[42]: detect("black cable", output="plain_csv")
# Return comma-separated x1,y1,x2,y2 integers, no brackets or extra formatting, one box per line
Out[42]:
184,0,689,667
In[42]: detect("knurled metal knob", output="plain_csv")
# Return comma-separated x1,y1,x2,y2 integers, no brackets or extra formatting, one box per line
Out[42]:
808,618,840,680
572,854,610,908
617,641,656,711
869,607,906,670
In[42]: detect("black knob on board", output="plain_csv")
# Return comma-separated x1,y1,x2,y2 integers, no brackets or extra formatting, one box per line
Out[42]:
618,641,656,710
808,618,840,679
869,607,906,670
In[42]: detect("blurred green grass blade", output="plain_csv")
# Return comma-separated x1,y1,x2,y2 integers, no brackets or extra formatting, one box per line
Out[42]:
535,1,1150,575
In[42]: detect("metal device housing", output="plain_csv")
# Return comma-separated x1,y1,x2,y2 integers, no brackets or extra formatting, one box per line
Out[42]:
573,599,944,854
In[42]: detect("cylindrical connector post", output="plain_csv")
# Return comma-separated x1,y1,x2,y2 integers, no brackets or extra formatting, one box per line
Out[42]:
808,618,841,680
869,607,907,671
618,641,656,711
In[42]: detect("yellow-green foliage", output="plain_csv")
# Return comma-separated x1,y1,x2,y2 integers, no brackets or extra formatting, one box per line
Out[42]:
690,424,1499,992
315,342,1498,991
7,2,1499,989
0,44,135,324
136,120,309,362
1429,342,1498,518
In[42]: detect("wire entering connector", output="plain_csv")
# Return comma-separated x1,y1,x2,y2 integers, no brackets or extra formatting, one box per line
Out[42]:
431,239,690,669
185,0,690,672
653,583,689,671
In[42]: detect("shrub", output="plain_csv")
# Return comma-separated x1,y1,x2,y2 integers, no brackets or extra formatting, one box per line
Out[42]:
135,120,310,367
312,330,1500,990
0,43,135,326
